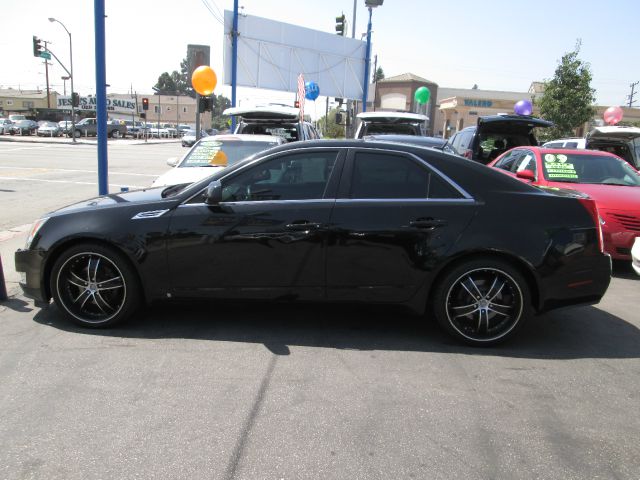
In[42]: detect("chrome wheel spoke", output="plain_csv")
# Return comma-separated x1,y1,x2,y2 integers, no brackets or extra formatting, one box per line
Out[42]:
461,276,482,300
70,271,89,287
72,289,91,304
487,279,506,302
453,304,479,318
99,276,122,285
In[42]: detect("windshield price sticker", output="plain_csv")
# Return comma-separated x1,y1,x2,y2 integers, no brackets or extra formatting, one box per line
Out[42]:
544,154,578,179
187,142,224,165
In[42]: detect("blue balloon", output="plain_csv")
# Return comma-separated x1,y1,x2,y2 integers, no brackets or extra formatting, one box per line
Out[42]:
305,81,320,101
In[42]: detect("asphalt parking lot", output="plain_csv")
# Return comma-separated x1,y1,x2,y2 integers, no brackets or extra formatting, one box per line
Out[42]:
0,138,639,479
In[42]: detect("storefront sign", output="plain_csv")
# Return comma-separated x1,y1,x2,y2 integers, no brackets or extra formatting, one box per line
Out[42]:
463,99,493,108
57,96,136,113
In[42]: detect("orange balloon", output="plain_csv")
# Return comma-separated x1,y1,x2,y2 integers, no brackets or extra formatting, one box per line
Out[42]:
191,66,217,96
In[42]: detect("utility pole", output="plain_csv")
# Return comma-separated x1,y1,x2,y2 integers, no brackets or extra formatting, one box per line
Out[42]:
43,41,51,108
628,81,639,108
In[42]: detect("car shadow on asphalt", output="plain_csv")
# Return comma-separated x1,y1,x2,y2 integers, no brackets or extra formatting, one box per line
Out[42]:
612,260,639,280
31,297,640,361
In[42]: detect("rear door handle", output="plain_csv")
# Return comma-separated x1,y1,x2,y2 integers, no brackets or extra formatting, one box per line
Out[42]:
285,222,322,231
410,218,447,229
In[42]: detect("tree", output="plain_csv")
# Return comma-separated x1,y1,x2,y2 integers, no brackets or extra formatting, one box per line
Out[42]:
154,72,178,94
374,66,385,83
317,107,346,138
537,41,596,139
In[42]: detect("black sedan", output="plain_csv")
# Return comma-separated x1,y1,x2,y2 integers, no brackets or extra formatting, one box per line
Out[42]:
15,140,611,345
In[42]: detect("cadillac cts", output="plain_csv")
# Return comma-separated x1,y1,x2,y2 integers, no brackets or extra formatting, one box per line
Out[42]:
15,140,612,346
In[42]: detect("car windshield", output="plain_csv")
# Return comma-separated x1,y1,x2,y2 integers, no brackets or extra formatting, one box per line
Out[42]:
364,122,422,136
180,140,278,168
541,152,640,186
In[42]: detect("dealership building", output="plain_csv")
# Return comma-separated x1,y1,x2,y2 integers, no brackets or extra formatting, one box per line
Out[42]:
373,73,640,138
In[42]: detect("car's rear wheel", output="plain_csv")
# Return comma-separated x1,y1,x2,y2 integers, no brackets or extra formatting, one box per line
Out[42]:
432,258,531,346
50,243,141,328
73,129,81,138
110,129,121,139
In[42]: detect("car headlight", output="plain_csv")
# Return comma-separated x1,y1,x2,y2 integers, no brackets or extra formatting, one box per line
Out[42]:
25,217,50,249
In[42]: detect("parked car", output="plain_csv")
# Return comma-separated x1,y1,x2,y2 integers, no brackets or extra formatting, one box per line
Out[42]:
224,105,320,142
148,125,171,138
58,120,72,135
445,114,553,164
123,120,144,138
355,112,429,138
15,140,611,346
364,134,455,153
10,119,37,135
68,118,127,138
586,125,640,169
632,237,640,276
181,129,208,147
8,114,27,123
176,124,192,136
152,134,285,187
542,138,586,149
162,123,178,137
488,146,640,260
36,121,62,137
0,118,13,135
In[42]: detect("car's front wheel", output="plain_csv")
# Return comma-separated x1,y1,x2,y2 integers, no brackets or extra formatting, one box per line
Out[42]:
432,257,531,346
50,243,141,328
110,129,121,139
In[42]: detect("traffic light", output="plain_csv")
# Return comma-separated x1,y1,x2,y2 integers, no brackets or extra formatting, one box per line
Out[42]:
335,97,343,107
32,36,44,57
294,100,300,108
140,112,146,119
335,14,346,36
71,92,79,107
198,96,213,112
142,98,149,110
335,112,343,124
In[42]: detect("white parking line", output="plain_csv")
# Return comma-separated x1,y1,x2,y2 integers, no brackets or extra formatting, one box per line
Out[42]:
0,176,145,188
0,165,158,177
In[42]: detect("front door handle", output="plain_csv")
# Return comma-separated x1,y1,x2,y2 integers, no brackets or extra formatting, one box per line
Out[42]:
410,218,447,229
285,222,322,231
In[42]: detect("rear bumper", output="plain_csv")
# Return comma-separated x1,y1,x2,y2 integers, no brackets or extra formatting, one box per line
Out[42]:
14,248,48,303
538,254,612,313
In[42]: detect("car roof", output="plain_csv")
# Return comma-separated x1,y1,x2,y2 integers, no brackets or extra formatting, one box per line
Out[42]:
201,134,284,143
512,146,621,157
587,125,640,141
357,111,429,122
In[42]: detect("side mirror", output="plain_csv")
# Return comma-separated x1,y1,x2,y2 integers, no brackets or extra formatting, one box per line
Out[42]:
516,169,536,181
204,180,223,205
166,157,178,167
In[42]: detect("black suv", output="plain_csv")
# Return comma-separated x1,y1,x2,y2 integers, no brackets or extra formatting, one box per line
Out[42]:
223,106,320,142
446,115,553,164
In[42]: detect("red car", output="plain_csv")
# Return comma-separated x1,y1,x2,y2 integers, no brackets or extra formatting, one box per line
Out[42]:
488,147,640,260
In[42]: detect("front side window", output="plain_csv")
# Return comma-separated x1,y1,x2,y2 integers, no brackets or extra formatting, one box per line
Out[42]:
350,152,462,199
221,151,338,201
514,151,537,175
181,140,279,168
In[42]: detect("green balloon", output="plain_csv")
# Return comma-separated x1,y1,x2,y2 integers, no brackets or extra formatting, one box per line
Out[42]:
414,86,431,104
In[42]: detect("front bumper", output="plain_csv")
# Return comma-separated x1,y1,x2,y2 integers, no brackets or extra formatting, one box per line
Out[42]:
14,248,48,303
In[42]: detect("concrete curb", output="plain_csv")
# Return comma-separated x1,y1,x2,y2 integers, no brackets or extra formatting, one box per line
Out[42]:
0,136,180,146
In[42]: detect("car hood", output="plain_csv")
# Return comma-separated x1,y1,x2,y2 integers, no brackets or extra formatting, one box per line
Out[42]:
51,187,175,216
152,166,222,187
548,182,640,210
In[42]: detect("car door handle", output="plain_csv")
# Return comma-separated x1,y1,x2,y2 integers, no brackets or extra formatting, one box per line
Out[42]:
285,222,322,231
409,218,447,229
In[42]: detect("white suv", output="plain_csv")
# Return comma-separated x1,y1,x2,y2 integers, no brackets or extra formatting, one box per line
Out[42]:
542,138,586,149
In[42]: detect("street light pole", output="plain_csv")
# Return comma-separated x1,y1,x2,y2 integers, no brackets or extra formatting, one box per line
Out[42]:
49,17,75,143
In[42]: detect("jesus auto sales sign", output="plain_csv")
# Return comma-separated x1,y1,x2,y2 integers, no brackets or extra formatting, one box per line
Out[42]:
57,96,136,113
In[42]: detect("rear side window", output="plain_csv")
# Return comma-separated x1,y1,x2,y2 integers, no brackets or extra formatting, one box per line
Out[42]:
350,152,462,199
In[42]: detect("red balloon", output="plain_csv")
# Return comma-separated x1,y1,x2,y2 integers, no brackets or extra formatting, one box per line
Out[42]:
603,106,623,126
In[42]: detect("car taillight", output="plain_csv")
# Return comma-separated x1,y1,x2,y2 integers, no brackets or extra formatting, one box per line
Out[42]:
578,198,604,253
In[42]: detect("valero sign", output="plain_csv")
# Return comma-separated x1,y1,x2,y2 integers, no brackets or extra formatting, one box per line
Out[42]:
57,96,136,113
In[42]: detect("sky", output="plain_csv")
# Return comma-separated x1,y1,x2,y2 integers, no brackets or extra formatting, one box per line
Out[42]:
2,0,639,111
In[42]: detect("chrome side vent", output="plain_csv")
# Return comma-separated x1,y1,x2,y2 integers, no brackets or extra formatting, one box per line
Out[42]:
131,209,169,220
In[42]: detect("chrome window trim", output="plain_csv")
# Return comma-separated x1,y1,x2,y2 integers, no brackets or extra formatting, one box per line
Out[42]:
335,198,475,204
178,198,336,208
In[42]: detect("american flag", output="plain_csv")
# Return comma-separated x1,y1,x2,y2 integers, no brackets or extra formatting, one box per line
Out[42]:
297,73,305,120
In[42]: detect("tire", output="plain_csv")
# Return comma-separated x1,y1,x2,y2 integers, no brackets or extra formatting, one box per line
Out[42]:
110,129,121,139
50,243,141,328
73,129,81,138
432,257,531,346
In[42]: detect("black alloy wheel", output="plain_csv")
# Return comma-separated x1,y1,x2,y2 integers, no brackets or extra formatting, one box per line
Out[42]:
50,243,141,328
433,258,531,346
